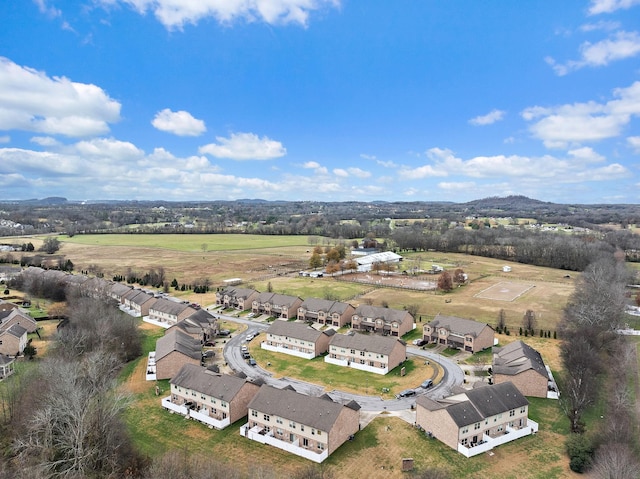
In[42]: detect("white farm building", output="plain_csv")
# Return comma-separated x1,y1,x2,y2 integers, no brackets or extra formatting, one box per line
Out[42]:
355,251,402,272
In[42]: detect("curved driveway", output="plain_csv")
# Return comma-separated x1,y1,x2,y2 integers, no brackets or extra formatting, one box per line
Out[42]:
219,313,464,412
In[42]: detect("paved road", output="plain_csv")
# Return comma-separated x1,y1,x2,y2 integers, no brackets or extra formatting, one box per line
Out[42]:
218,312,464,412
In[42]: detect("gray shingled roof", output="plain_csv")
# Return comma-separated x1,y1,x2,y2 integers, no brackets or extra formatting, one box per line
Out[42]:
254,292,302,307
266,320,334,342
418,382,528,427
155,328,201,361
129,290,157,306
354,305,412,325
329,332,405,355
493,340,547,377
171,364,250,401
5,324,27,338
0,354,14,366
222,287,257,299
428,314,492,338
110,282,133,296
248,385,351,432
300,298,352,315
151,298,192,316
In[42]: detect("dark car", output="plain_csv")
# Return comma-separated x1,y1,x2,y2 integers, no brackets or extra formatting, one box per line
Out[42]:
248,358,257,366
242,351,250,359
217,329,230,337
420,379,433,389
396,389,416,399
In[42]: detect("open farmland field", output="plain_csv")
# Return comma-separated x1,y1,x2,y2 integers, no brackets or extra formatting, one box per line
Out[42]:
2,234,575,333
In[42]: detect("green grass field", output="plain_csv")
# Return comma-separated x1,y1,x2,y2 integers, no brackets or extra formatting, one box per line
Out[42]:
59,233,311,252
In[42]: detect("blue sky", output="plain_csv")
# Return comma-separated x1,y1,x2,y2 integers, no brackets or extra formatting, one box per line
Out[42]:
1,0,639,203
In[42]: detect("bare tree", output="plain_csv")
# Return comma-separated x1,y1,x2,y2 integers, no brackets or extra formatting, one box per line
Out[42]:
496,309,507,331
591,443,640,479
522,310,536,333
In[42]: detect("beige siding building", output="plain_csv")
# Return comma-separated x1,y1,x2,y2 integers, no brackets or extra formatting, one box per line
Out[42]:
325,332,406,375
216,287,259,311
0,308,38,333
416,382,537,457
242,385,360,463
423,314,494,353
297,298,355,327
262,320,335,359
163,364,260,429
351,304,413,337
0,324,27,356
149,298,196,326
252,293,303,320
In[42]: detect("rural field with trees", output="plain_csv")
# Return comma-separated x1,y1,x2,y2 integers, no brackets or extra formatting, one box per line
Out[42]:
0,197,639,478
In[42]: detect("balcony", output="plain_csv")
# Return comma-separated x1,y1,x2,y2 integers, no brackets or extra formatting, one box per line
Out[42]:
161,397,231,429
457,419,539,457
240,423,329,463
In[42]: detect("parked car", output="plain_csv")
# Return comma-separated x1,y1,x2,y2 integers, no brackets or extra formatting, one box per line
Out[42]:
412,338,427,346
242,351,250,359
246,333,256,341
204,341,216,347
420,379,433,389
217,329,230,337
396,389,416,399
248,358,257,366
241,345,248,352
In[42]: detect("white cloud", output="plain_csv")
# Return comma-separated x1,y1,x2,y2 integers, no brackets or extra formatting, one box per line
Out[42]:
580,20,621,32
30,136,60,146
360,153,376,160
105,0,340,29
397,147,629,184
33,0,61,17
332,167,371,178
468,109,506,126
628,136,640,152
588,0,640,15
152,109,206,136
199,132,286,160
522,80,640,148
0,135,9,144
438,181,476,191
301,161,328,174
547,31,640,75
0,57,121,137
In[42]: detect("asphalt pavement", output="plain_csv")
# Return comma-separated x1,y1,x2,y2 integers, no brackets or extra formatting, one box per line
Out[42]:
217,311,465,413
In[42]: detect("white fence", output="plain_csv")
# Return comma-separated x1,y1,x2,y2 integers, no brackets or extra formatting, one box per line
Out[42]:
261,343,315,360
324,356,388,375
240,424,329,463
457,419,539,457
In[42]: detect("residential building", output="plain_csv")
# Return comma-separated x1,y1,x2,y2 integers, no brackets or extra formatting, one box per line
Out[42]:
155,328,202,380
325,332,406,375
351,305,413,337
262,320,335,359
216,286,259,311
242,385,360,463
416,382,538,457
123,290,158,317
108,282,133,303
297,298,355,327
0,324,27,356
0,308,38,333
149,298,196,326
423,314,494,353
0,354,15,379
163,364,260,429
252,293,303,320
493,340,557,399
168,309,218,343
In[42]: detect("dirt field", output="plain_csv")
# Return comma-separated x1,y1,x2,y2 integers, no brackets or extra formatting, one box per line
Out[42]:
475,281,535,302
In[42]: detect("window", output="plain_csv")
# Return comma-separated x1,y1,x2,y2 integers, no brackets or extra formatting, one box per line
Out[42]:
462,426,469,433
303,438,309,447
211,398,216,404
509,410,515,417
461,438,468,446
318,443,325,450
360,351,365,356
251,410,257,417
221,402,227,408
301,425,305,432
474,423,480,430
497,425,504,432
350,349,355,354
289,421,296,429
360,359,365,364
276,417,283,424
311,429,315,435
520,406,526,413
263,414,270,422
